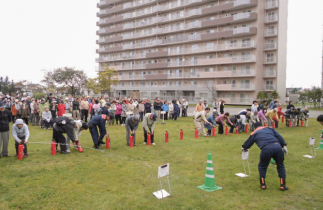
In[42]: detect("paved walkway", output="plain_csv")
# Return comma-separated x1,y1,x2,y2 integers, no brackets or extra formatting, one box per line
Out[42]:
186,106,322,118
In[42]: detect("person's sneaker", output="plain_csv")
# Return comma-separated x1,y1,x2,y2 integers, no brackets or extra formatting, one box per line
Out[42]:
152,143,156,145
94,144,101,150
61,151,70,154
3,154,10,157
127,143,130,146
23,154,28,158
133,144,136,146
98,141,105,145
143,142,147,145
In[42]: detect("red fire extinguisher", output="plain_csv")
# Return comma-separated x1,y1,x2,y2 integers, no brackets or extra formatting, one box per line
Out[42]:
51,141,56,155
301,120,304,127
147,133,151,145
180,129,183,140
18,144,24,160
76,141,83,152
245,124,249,133
165,130,169,143
282,115,285,123
225,126,229,135
272,121,276,129
235,126,239,134
106,135,110,149
130,135,134,147
195,129,198,138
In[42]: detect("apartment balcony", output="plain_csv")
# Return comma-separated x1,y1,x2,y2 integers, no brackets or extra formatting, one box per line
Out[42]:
119,75,146,80
199,70,256,78
264,56,277,64
123,0,156,10
264,29,278,37
146,51,168,58
97,16,123,26
202,0,258,15
265,1,279,10
97,5,124,17
146,62,168,69
201,12,257,29
96,46,123,54
114,84,205,91
264,43,277,50
263,70,277,78
97,0,121,8
218,41,257,51
145,74,168,80
97,26,123,35
265,15,278,23
162,34,201,45
97,36,123,44
263,84,276,91
215,83,255,91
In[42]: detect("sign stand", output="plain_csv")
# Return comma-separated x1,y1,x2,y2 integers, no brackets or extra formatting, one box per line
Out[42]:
304,137,316,159
235,150,251,178
153,163,171,199
161,111,166,125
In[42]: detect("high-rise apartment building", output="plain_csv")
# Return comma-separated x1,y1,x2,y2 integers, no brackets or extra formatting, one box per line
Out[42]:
96,0,288,104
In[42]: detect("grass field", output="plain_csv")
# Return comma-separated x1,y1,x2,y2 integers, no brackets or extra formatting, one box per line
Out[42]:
1,118,323,210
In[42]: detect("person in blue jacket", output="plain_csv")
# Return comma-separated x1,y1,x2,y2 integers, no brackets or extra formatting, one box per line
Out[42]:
88,114,111,149
242,122,288,191
161,102,168,120
173,100,179,121
204,111,219,136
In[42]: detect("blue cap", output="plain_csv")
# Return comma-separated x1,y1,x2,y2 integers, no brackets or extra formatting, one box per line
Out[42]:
105,102,111,106
152,114,157,121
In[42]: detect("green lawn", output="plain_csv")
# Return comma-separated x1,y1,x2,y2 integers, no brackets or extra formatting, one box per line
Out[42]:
1,118,323,210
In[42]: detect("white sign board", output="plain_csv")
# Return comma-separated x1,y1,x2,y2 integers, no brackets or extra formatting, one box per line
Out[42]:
242,150,249,160
309,137,315,146
158,163,169,178
161,111,166,114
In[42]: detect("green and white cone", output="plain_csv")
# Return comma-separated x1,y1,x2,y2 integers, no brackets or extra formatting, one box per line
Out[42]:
197,153,222,192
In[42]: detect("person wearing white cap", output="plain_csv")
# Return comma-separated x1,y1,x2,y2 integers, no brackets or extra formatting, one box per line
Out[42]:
12,119,30,158
0,101,12,157
265,108,279,128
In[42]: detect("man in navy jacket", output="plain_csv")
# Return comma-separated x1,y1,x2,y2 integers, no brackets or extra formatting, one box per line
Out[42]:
242,122,288,191
88,114,110,149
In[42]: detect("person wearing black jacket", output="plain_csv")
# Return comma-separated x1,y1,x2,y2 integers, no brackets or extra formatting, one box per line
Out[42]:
52,116,77,154
144,99,152,114
50,101,58,120
0,101,12,157
153,98,163,122
242,122,288,191
72,99,80,120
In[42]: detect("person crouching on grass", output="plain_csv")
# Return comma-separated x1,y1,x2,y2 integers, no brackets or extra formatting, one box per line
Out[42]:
12,119,30,158
194,107,211,137
204,111,219,136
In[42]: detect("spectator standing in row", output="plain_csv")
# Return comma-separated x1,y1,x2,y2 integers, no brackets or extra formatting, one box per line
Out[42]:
0,101,11,157
139,100,145,121
161,101,168,120
29,98,35,125
173,100,179,121
50,101,58,120
195,100,204,112
109,101,116,126
219,100,225,114
80,97,89,123
154,98,163,122
11,99,20,122
20,100,30,125
33,99,40,126
72,98,80,120
182,99,188,117
144,98,152,114
212,99,218,111
121,100,128,126
115,101,122,125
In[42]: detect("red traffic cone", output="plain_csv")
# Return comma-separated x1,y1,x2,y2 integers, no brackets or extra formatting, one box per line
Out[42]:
180,129,183,140
195,129,198,138
212,127,215,137
225,126,229,135
18,144,24,160
130,135,134,147
301,121,304,127
106,136,110,149
245,124,249,133
235,126,239,134
282,116,285,123
147,133,151,145
51,141,57,155
165,130,169,143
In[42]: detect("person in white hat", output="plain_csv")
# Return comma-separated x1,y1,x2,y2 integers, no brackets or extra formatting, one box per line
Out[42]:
12,119,30,158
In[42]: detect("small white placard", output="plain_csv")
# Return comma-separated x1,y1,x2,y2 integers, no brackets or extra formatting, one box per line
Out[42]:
235,173,249,178
309,137,315,146
242,150,249,160
153,189,170,199
161,111,166,114
303,155,314,159
158,163,169,178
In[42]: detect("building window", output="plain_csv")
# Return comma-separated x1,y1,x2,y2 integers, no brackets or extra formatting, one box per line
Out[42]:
205,67,213,72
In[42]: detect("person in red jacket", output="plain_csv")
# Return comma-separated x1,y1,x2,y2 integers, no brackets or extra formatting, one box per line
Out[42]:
56,101,66,117
273,104,285,128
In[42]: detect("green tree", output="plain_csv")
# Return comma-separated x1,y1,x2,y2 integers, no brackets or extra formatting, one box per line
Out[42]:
51,67,87,96
41,70,56,93
95,64,119,99
257,91,265,101
271,90,280,99
85,78,100,95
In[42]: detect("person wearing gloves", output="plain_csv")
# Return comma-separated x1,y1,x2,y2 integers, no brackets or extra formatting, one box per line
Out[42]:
0,101,12,157
204,111,219,136
42,106,54,130
52,116,77,154
215,112,234,134
265,108,279,128
242,122,288,191
71,120,88,150
125,115,139,146
194,107,211,137
12,119,30,158
142,113,157,145
88,114,110,149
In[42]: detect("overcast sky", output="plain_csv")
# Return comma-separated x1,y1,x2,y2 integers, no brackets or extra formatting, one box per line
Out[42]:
0,0,322,88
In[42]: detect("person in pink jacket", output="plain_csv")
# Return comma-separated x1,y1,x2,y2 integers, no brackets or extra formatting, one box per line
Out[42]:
258,109,267,125
114,101,122,125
